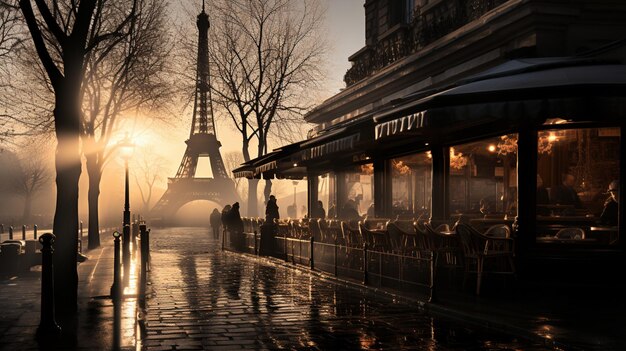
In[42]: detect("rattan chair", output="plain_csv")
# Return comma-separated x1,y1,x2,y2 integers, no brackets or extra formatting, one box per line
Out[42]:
358,222,390,252
455,223,515,295
555,227,585,239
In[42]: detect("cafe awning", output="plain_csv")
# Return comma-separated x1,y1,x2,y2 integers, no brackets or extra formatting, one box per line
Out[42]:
374,59,626,139
232,163,255,179
232,141,305,179
304,132,360,160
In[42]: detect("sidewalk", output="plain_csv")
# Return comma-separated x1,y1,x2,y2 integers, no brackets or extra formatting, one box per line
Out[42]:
143,227,551,350
0,230,138,350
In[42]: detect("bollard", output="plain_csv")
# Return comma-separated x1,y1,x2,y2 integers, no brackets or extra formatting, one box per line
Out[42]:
22,225,26,240
34,224,38,239
9,226,13,240
139,224,148,306
110,231,122,301
143,227,151,272
37,233,61,337
122,224,130,284
310,236,315,270
221,228,225,251
363,243,369,285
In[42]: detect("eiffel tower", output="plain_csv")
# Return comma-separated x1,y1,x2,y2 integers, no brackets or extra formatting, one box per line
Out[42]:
151,2,239,221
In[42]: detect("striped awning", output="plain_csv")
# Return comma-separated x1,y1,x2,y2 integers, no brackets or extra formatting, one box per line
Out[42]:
304,133,360,160
375,111,426,140
255,160,277,174
373,61,626,140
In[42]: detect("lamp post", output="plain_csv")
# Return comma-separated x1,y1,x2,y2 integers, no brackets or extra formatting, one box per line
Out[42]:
118,135,134,286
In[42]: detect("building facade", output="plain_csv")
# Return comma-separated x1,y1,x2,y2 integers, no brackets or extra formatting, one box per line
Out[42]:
234,0,626,280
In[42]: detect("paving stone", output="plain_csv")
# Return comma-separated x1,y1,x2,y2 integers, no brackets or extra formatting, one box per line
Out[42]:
143,227,550,350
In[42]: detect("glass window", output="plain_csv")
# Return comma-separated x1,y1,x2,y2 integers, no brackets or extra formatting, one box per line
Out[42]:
340,164,374,220
317,173,335,219
391,152,432,220
448,134,518,225
536,127,620,245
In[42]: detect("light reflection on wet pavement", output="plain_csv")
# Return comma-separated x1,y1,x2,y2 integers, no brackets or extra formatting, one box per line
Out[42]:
144,227,552,350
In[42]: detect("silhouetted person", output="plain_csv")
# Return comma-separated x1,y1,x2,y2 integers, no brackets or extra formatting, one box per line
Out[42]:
228,202,243,233
340,200,360,220
600,180,619,226
265,195,280,224
536,174,550,216
228,202,244,249
210,208,221,239
552,174,583,213
311,201,325,219
366,203,376,218
328,202,337,219
221,204,231,231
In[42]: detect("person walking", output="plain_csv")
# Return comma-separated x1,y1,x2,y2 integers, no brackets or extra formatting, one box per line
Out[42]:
210,208,221,240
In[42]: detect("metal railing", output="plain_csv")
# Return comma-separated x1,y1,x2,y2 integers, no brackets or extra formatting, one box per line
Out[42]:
222,224,434,298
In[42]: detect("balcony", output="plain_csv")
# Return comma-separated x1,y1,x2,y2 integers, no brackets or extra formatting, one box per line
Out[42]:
344,0,509,86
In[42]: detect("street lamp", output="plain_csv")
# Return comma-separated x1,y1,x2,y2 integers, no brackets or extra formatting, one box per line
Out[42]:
118,135,135,227
118,135,134,287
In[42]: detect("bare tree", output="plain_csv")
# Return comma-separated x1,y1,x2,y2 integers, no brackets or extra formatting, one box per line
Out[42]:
81,0,172,249
132,146,168,215
18,0,137,318
0,1,22,69
206,0,326,216
13,147,51,223
223,150,248,201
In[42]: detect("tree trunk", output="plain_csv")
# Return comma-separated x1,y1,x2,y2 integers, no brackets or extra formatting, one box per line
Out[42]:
22,193,32,224
263,179,272,206
52,85,81,319
247,179,259,217
86,153,101,249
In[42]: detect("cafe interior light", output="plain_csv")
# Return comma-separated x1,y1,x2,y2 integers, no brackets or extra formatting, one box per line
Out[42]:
449,147,468,170
488,144,496,153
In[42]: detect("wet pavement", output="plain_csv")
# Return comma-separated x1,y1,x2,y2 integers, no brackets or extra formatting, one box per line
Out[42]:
0,229,138,351
144,227,553,350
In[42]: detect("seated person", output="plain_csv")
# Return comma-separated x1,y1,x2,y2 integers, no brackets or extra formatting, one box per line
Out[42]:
600,180,619,226
552,173,583,214
340,200,361,220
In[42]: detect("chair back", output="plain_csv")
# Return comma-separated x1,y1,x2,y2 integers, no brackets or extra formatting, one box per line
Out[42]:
341,221,362,248
319,219,342,244
484,225,511,238
276,222,291,238
363,218,389,230
386,222,405,252
555,227,585,239
309,219,322,242
456,224,486,257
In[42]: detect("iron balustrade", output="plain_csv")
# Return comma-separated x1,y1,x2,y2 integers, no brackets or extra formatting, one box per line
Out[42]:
222,223,435,298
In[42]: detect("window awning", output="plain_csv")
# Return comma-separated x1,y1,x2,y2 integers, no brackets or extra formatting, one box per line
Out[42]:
374,60,626,139
232,141,304,179
304,133,360,160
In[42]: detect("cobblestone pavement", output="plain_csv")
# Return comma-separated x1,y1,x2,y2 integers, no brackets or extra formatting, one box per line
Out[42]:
144,227,551,350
